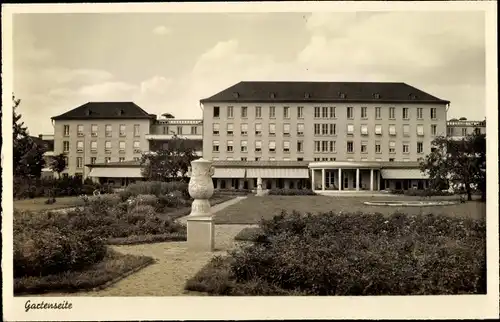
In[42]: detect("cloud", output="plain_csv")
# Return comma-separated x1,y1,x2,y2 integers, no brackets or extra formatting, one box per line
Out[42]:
140,76,173,95
152,25,171,35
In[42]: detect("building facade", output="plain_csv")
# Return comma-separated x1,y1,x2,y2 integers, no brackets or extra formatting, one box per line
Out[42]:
446,119,486,140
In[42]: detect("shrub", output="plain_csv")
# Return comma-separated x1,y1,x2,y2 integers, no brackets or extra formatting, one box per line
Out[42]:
403,189,453,197
13,176,105,200
234,227,266,242
268,188,316,196
215,189,251,196
120,181,189,200
187,210,486,295
156,194,186,210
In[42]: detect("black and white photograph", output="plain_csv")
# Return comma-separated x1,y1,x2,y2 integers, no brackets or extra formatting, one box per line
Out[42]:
2,1,498,320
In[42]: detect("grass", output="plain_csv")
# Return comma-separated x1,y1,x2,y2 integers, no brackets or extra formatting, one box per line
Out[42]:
14,250,154,295
214,195,486,224
14,196,86,211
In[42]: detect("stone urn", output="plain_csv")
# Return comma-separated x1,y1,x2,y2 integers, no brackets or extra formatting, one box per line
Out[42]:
187,158,215,217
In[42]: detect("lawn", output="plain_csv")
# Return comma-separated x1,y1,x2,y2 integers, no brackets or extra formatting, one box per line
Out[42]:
214,195,486,224
14,196,86,211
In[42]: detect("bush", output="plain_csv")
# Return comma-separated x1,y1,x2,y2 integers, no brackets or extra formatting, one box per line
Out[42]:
186,210,486,295
389,188,454,197
268,188,316,196
14,176,106,200
234,227,266,242
215,189,251,196
120,181,189,201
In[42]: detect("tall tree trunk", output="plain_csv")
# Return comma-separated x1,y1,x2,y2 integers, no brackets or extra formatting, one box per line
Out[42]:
466,186,472,201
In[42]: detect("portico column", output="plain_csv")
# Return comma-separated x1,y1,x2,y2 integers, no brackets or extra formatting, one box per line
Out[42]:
311,169,315,190
338,168,342,191
356,168,360,191
378,170,381,191
370,169,374,191
322,168,325,190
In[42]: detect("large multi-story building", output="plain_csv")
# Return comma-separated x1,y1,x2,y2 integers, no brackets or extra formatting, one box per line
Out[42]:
446,118,486,140
200,81,449,191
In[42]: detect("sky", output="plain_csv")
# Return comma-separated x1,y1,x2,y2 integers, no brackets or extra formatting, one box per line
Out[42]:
13,11,486,136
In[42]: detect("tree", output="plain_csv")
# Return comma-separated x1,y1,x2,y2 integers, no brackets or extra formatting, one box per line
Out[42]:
50,153,67,178
420,133,486,201
13,95,46,178
140,134,198,182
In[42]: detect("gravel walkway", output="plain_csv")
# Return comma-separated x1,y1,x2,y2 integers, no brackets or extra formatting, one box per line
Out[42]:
39,196,254,297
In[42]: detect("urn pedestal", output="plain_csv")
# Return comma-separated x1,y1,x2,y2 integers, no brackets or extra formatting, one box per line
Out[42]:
187,158,215,252
256,177,265,197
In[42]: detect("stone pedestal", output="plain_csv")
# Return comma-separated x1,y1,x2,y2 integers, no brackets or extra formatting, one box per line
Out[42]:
256,177,265,196
186,158,215,252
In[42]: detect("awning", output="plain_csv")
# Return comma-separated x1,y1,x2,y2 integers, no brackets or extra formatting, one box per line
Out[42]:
246,168,309,179
88,167,143,178
212,168,246,178
380,169,429,180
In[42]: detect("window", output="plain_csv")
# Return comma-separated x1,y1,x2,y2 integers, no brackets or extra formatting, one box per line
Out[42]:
133,141,140,153
321,124,328,135
133,157,140,162
297,123,305,136
361,158,368,162
227,106,234,118
329,141,336,152
403,143,409,153
90,141,97,152
119,141,126,152
212,140,220,152
77,124,84,136
227,123,234,136
227,157,234,161
417,142,424,154
76,141,83,152
314,141,321,152
431,124,437,136
241,140,248,152
375,158,382,162
269,123,276,136
461,128,467,136
213,106,220,118
375,107,381,119
389,107,395,119
76,157,83,168
269,141,276,153
314,107,321,118
191,126,198,135
297,140,304,152
430,108,437,120
375,142,381,153
255,106,262,118
227,140,234,152
297,157,304,161
64,125,70,136
389,125,396,136
347,107,353,119
403,108,409,119
134,124,140,137
447,127,454,136
119,157,125,162
389,141,396,153
90,157,96,164
297,106,304,118
105,141,111,153
361,142,368,153
212,123,220,135
241,157,247,161
403,158,410,162
403,124,410,136
329,106,336,118
105,157,111,164
417,125,424,136
212,157,219,161
322,106,328,118
269,106,276,118
240,123,248,135
283,141,290,153
255,140,262,152
283,106,290,119
241,106,248,118
474,127,481,135
314,158,320,161
255,123,262,136
329,124,336,135
105,124,112,137
269,157,276,161
255,157,261,161
314,124,320,135
119,124,126,136
63,141,69,152
361,107,367,119
283,123,290,136
417,108,423,119
361,125,368,136
322,141,328,152
91,124,98,137
347,141,354,153
177,126,183,135
375,125,382,135
347,124,354,135
389,158,395,162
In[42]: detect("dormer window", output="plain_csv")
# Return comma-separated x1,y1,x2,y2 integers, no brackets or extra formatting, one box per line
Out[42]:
339,92,346,99
233,92,239,98
373,93,381,99
85,109,92,116
304,92,310,99
270,92,276,99
409,93,417,100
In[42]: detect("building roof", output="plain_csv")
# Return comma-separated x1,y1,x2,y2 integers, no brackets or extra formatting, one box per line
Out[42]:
52,102,154,120
200,81,450,104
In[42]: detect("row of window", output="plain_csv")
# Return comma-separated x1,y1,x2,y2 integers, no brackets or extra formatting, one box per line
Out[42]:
210,156,414,162
72,156,142,168
63,124,141,137
212,123,438,137
157,125,199,135
62,140,142,153
447,127,482,136
211,140,425,154
213,105,439,120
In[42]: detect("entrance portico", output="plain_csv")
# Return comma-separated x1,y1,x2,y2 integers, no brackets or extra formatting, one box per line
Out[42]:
309,161,382,192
